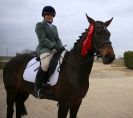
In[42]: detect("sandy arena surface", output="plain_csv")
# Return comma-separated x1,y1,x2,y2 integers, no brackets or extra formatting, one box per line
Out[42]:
0,62,133,118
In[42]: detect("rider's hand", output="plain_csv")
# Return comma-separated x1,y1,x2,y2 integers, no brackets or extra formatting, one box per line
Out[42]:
55,47,65,52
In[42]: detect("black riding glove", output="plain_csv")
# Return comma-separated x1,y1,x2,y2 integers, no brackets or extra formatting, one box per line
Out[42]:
55,47,65,53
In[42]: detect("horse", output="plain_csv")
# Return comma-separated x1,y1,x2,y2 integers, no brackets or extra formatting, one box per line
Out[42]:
3,14,115,118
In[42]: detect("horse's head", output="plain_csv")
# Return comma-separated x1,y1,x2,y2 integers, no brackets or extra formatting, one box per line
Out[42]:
81,14,115,64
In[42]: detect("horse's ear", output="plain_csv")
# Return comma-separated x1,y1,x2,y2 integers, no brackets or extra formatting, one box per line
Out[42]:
86,14,95,24
104,17,113,27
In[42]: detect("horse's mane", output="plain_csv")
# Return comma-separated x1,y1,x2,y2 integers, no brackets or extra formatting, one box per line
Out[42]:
73,28,88,48
73,21,105,48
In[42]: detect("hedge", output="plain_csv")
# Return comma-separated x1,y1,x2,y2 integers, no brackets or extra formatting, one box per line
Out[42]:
124,51,133,69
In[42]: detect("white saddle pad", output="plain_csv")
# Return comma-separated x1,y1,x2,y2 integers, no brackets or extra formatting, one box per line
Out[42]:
23,50,67,86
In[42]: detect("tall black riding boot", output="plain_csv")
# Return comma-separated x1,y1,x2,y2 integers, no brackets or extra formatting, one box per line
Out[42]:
33,68,47,98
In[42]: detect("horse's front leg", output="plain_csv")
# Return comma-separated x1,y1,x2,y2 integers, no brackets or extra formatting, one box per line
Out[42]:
70,100,82,118
58,102,70,118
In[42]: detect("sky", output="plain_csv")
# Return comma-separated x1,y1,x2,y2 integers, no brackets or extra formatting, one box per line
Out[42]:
0,0,133,57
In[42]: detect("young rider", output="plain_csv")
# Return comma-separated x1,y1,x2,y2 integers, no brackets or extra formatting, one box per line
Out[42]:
34,6,63,98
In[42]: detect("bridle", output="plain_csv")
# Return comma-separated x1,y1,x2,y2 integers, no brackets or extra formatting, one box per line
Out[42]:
92,24,112,58
93,40,112,58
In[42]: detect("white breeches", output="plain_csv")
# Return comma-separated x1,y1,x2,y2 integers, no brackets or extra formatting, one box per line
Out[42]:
40,49,56,71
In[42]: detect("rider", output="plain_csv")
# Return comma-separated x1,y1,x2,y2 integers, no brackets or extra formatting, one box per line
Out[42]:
34,6,63,98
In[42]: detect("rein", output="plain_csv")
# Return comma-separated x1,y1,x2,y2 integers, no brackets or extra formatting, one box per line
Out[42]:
60,53,94,66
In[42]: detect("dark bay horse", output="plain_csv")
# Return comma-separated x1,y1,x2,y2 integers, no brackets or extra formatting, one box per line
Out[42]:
3,15,115,118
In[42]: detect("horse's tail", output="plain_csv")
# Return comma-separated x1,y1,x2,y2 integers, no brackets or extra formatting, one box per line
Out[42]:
15,91,28,116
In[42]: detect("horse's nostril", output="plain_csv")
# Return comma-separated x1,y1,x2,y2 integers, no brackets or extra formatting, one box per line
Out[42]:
105,54,110,58
105,54,115,60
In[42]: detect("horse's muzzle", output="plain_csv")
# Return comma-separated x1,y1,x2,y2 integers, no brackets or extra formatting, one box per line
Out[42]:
102,54,115,64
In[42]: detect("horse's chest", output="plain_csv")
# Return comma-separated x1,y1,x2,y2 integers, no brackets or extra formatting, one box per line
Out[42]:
65,82,89,99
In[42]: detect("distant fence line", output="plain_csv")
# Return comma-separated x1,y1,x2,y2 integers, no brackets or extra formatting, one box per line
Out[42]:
0,47,18,56
0,56,125,69
111,59,125,67
0,56,13,69
0,56,13,61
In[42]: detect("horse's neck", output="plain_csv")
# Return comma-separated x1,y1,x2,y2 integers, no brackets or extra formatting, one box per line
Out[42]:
65,28,94,80
67,49,94,80
69,46,94,62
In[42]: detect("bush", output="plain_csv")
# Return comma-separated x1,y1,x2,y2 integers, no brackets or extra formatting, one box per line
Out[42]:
124,51,133,69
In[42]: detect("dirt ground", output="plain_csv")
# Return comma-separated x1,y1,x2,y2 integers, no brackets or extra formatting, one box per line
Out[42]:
0,62,133,118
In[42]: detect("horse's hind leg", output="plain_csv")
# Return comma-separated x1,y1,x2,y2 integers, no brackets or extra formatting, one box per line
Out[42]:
58,102,70,118
6,90,17,118
15,91,29,118
70,101,82,118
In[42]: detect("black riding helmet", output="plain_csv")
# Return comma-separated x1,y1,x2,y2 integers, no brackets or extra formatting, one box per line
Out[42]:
42,6,56,17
